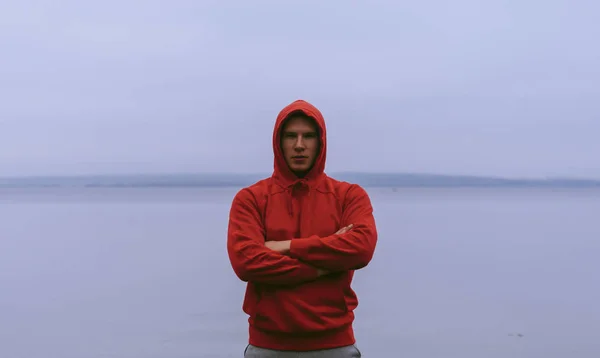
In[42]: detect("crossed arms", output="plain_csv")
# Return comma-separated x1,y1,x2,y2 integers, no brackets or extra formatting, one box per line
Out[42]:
226,185,378,286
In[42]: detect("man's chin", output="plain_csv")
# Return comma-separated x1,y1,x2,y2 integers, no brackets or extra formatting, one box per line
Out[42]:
287,162,315,177
290,168,309,177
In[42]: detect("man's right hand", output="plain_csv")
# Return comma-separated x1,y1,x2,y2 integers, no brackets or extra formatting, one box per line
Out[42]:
317,268,329,277
335,224,353,235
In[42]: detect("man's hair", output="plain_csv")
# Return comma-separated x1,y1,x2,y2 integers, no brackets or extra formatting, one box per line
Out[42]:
281,110,320,136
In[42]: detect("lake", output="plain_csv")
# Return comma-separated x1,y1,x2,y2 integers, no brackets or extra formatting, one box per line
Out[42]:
1,187,599,358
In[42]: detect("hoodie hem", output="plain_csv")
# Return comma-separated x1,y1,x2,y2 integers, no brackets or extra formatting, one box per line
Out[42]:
248,324,355,351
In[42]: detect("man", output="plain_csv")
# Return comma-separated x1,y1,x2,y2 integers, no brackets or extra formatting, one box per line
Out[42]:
227,99,378,357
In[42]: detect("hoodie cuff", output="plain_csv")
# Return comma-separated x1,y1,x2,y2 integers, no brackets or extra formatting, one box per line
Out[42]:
289,235,321,260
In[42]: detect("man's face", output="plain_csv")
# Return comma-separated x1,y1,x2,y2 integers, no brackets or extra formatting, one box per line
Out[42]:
280,115,320,177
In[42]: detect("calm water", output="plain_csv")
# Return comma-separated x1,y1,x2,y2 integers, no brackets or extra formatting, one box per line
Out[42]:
1,187,599,358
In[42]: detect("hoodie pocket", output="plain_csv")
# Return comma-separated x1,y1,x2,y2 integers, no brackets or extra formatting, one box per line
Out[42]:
252,273,349,333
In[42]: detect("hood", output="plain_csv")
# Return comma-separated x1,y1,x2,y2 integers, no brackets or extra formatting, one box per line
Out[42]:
272,99,327,187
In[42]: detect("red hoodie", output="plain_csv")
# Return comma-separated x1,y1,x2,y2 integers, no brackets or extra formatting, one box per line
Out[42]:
226,99,378,351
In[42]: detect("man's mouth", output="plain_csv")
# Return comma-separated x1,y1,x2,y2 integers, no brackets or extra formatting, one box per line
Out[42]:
292,156,308,163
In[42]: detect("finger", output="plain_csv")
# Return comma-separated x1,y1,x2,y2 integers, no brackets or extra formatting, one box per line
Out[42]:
335,225,351,235
340,224,353,233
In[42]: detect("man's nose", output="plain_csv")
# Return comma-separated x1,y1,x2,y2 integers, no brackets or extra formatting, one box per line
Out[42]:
294,136,306,150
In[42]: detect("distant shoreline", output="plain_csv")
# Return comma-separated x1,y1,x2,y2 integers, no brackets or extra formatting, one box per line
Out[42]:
1,172,599,188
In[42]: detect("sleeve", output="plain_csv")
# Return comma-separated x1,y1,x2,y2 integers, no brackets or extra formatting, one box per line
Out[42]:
288,184,378,271
226,188,321,285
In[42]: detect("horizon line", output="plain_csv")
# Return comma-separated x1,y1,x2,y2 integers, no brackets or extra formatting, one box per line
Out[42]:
1,171,598,181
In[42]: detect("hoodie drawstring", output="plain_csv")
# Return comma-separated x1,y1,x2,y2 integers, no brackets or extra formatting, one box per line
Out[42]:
286,187,294,216
285,180,309,217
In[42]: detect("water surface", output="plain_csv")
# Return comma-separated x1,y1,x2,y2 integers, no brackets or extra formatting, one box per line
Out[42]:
1,187,599,357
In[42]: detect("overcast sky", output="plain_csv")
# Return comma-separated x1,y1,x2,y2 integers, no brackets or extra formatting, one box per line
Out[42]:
1,0,598,178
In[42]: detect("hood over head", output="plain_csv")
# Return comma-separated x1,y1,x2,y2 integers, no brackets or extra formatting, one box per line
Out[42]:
272,99,327,187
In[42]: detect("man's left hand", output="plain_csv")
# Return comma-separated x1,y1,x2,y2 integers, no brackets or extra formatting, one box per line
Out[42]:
265,240,291,254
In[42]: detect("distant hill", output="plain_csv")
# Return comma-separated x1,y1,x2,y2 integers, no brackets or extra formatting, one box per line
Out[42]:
1,172,599,188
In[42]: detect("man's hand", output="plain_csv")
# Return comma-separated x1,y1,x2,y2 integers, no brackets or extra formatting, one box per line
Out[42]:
317,268,330,277
335,224,353,235
264,240,291,254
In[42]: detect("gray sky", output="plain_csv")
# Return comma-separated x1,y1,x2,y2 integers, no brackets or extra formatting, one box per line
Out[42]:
1,0,598,178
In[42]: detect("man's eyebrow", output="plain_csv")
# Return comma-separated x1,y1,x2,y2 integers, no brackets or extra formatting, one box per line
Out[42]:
283,130,317,134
